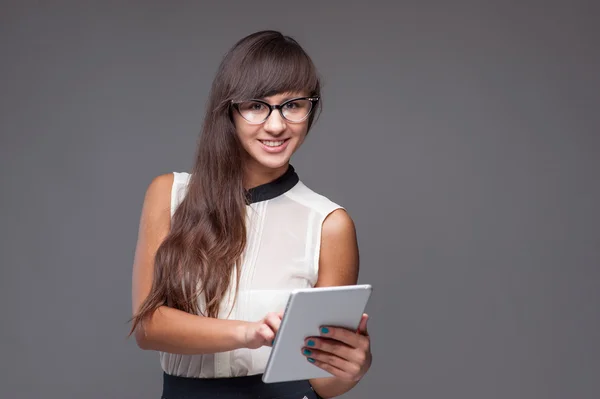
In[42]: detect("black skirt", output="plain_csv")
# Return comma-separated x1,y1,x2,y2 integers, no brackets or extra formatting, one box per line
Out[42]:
161,372,323,399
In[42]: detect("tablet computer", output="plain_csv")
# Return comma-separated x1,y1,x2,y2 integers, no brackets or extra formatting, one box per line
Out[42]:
262,284,372,384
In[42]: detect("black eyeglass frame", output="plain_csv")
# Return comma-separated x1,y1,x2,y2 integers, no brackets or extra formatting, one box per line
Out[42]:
230,96,320,124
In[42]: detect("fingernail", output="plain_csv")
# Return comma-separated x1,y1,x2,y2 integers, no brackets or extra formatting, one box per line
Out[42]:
307,340,315,347
321,327,329,334
303,349,312,355
308,358,315,363
271,340,274,345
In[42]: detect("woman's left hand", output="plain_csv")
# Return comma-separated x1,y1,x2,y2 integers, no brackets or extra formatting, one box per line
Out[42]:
301,313,372,382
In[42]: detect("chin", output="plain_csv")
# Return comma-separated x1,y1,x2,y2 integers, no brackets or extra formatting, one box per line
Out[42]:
253,155,292,171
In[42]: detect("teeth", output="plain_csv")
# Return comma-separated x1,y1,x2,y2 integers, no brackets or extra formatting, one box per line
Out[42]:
261,140,285,147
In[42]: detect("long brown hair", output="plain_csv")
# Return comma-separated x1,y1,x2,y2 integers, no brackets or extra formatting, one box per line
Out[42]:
130,31,322,334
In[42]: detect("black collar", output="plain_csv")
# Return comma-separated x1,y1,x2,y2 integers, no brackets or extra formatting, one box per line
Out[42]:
246,165,299,204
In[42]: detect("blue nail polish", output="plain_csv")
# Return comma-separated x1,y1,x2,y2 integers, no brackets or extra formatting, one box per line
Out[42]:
308,358,315,363
321,327,329,334
307,340,315,347
303,349,312,355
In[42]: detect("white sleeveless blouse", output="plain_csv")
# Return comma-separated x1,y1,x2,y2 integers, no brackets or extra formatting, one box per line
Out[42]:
159,166,343,378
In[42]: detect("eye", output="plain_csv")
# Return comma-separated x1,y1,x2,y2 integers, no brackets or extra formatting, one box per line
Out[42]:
239,101,268,113
250,102,265,111
284,101,300,109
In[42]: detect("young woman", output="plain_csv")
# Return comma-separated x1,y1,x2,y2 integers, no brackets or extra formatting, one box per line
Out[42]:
130,30,372,399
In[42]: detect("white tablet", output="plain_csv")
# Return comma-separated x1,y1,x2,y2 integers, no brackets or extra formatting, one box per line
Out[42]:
262,284,372,384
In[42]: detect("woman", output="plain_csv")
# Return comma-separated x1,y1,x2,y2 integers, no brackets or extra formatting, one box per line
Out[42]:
130,30,372,399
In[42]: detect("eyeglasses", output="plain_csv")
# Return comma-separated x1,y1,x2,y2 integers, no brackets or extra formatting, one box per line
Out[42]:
231,96,320,124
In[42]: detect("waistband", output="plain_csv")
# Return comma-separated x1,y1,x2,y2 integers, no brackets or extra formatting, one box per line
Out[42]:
162,372,321,399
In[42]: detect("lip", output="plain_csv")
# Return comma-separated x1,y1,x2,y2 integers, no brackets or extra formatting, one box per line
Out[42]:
258,138,290,154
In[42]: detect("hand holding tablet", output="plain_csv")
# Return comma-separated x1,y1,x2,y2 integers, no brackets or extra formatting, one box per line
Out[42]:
262,284,373,383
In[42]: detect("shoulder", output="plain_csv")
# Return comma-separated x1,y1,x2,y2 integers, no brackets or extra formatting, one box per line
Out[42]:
141,172,190,220
140,173,174,215
143,172,191,218
322,207,356,241
135,173,175,237
288,181,359,286
143,173,174,203
321,206,357,267
316,208,359,287
146,172,175,191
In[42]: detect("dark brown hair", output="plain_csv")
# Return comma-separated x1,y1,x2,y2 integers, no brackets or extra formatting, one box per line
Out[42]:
129,31,321,334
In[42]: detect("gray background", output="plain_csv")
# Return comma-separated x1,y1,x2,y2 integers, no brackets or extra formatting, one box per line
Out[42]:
1,1,598,398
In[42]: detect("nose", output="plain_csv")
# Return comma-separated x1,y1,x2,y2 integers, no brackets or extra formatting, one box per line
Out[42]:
262,109,287,136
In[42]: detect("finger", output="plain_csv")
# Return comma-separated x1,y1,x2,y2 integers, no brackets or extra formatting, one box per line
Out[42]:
264,312,282,334
302,348,359,382
319,325,364,348
357,313,369,336
304,337,356,362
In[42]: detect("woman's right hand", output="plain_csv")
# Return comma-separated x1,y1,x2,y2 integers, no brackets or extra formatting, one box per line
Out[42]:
241,312,283,349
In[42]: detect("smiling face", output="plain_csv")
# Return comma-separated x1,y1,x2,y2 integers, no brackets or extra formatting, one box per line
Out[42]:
232,91,312,180
211,32,321,186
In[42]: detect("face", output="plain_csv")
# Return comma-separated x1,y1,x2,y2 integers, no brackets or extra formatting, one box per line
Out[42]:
232,91,311,177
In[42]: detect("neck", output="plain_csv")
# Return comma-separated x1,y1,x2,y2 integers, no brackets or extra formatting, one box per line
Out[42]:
243,160,290,190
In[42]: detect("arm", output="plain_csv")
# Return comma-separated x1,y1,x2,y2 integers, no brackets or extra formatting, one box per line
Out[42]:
131,174,276,354
308,209,372,398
